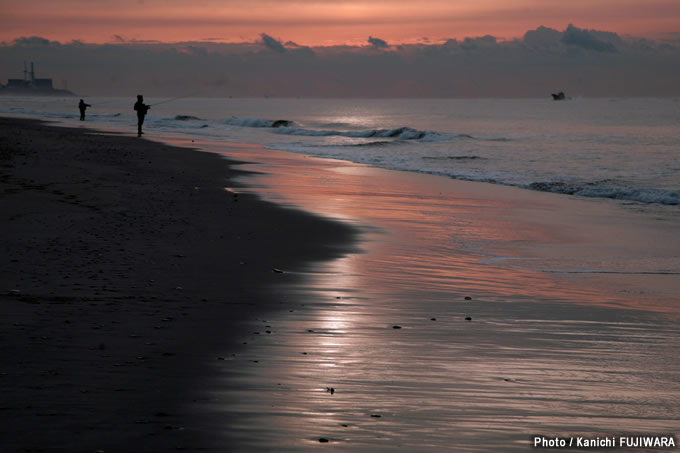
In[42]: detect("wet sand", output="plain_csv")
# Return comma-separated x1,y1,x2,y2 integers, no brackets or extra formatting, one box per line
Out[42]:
0,117,356,451
157,136,680,451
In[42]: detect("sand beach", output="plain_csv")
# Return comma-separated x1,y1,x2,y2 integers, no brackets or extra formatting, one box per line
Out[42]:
0,117,356,451
1,116,679,452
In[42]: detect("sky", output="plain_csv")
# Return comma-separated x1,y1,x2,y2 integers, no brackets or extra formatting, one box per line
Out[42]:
1,0,680,45
1,0,680,97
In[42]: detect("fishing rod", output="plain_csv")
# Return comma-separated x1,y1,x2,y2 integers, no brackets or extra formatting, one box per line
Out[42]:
86,99,121,107
150,89,206,107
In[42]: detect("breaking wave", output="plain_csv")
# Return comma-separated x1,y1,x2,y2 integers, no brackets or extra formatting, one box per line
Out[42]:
276,126,440,141
528,181,680,205
454,133,511,142
343,140,395,147
225,116,441,141
423,155,486,161
174,114,202,121
225,117,295,128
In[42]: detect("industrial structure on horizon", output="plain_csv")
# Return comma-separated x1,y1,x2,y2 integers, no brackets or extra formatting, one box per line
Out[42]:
1,62,74,96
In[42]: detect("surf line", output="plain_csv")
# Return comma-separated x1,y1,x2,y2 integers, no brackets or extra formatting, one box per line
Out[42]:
541,270,680,275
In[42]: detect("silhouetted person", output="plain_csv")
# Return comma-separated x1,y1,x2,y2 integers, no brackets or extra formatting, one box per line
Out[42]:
134,95,150,137
78,99,91,121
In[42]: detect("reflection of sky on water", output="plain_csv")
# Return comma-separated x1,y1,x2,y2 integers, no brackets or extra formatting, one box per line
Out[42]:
165,137,680,451
213,140,680,312
207,291,680,451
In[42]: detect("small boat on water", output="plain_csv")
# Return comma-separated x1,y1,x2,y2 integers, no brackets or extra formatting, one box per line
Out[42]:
551,91,568,100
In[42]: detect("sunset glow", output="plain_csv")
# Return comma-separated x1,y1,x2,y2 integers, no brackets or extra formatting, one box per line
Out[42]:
2,0,679,45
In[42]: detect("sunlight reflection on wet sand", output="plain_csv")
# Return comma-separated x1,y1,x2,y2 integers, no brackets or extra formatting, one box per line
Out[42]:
165,137,680,451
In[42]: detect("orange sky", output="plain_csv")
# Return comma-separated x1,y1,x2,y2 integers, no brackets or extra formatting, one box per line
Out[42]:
2,0,679,45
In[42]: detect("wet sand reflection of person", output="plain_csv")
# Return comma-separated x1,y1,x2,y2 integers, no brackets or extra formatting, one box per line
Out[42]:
133,95,150,137
78,99,91,121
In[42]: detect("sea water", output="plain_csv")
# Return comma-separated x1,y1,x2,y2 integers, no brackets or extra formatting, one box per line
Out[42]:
2,96,679,207
4,96,680,451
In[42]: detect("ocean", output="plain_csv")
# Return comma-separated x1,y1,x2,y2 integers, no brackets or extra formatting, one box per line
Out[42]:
3,96,680,450
2,96,679,207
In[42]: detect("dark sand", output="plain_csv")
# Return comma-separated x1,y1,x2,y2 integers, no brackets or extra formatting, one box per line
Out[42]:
0,117,356,452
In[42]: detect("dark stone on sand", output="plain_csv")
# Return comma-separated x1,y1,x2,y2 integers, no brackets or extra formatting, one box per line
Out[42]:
465,316,472,321
370,414,382,418
318,438,329,443
392,325,402,329
430,318,436,321
464,296,472,300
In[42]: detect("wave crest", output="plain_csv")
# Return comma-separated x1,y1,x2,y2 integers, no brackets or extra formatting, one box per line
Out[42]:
224,116,440,141
174,114,202,121
225,116,295,128
529,181,679,205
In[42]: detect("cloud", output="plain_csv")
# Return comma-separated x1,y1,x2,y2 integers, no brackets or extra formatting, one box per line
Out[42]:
12,36,56,47
2,27,679,98
368,36,388,49
460,35,497,50
260,33,286,53
182,45,209,56
562,24,619,52
523,26,562,49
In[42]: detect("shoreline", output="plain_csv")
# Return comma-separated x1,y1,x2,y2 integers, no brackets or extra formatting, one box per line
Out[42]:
0,117,358,451
178,135,680,315
162,134,680,451
3,115,679,451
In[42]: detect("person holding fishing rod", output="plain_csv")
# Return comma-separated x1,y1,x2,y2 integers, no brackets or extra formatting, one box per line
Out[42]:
133,89,207,136
134,94,151,137
78,99,91,121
